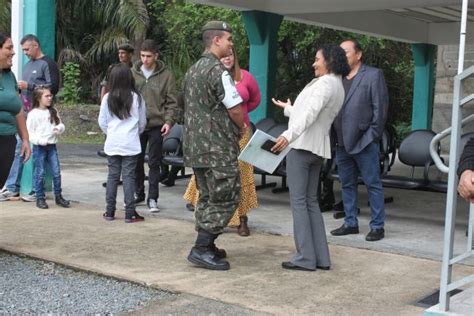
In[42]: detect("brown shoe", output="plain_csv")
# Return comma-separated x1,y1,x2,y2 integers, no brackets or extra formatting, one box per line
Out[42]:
237,216,250,237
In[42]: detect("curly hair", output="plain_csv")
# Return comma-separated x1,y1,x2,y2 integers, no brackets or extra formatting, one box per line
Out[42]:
318,44,350,77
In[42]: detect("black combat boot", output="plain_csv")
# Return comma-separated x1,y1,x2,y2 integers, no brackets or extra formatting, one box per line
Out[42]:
209,233,227,259
55,195,70,208
187,229,230,270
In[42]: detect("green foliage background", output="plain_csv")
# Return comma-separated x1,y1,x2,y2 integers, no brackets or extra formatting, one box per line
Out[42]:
3,0,414,127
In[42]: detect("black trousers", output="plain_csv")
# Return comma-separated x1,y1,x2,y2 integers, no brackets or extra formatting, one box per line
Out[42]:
135,126,163,201
0,135,16,188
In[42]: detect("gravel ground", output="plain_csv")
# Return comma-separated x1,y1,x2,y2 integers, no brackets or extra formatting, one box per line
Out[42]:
0,251,174,315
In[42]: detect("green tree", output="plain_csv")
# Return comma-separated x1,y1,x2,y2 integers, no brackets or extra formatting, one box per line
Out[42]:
275,22,413,126
56,0,149,101
0,0,11,32
147,0,248,86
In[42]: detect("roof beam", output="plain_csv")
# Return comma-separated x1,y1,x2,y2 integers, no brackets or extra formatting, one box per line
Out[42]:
286,11,429,43
193,0,472,14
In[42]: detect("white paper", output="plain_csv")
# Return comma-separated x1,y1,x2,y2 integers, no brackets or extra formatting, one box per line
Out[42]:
239,129,291,174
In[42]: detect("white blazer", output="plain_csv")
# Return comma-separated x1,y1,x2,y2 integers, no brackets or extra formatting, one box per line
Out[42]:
281,73,345,159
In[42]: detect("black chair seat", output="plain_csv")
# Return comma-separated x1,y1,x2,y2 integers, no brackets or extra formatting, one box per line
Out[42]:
162,156,184,167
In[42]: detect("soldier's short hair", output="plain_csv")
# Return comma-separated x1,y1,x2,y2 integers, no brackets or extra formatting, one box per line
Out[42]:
202,30,226,48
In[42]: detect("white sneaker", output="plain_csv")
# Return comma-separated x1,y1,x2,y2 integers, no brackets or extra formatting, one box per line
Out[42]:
0,190,20,201
148,199,160,213
21,192,36,202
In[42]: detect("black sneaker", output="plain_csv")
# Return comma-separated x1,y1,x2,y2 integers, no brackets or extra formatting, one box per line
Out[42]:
366,228,385,241
133,193,145,205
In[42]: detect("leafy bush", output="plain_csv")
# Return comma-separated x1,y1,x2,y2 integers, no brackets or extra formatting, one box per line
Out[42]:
393,121,412,147
58,62,81,105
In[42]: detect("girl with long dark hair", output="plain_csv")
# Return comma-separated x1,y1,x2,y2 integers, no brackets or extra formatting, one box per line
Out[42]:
98,63,146,223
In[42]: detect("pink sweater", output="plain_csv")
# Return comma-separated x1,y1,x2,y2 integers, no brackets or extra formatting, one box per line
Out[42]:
236,69,261,125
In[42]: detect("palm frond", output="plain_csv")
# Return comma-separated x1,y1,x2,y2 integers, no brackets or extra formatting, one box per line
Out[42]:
0,0,11,32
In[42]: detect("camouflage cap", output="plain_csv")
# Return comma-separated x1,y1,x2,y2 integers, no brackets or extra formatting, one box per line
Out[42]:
201,21,232,33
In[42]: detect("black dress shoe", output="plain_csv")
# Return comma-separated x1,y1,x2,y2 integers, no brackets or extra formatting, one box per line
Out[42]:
187,247,230,270
330,224,359,236
160,178,175,187
319,202,334,212
36,198,48,209
366,228,385,241
317,265,330,270
281,261,315,271
333,200,344,212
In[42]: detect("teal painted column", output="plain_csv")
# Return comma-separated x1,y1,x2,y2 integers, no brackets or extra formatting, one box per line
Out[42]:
411,43,436,130
242,11,283,122
23,0,56,62
20,0,56,195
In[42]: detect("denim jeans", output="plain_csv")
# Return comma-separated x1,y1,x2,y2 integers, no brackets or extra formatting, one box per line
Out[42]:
4,134,24,193
33,144,62,199
336,141,385,229
106,154,138,213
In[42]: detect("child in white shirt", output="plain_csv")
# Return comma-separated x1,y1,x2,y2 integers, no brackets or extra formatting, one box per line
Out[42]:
98,64,146,223
26,86,70,209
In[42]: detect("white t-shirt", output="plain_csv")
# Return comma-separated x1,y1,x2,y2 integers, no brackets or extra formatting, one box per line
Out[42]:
98,92,147,156
141,65,153,79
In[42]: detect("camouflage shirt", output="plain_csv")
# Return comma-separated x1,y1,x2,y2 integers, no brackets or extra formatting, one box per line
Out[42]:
183,52,243,168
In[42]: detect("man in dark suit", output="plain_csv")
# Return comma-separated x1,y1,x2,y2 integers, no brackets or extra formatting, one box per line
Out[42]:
330,39,389,241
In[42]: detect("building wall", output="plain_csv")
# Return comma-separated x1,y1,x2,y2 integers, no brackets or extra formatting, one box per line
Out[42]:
433,45,474,151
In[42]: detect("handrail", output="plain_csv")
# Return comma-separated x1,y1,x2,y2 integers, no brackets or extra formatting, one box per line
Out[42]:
430,113,474,173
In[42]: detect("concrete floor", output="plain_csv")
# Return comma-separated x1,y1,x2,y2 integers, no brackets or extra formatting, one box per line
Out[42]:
0,143,472,315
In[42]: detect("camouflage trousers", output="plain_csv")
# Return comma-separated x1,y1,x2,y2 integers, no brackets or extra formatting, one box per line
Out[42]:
193,166,241,234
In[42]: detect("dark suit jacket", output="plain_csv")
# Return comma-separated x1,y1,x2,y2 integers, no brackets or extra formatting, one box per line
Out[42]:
335,64,389,155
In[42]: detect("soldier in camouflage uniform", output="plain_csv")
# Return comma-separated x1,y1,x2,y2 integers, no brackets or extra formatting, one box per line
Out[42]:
183,21,245,271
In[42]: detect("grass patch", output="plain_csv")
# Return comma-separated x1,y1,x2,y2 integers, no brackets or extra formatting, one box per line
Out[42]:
57,103,104,145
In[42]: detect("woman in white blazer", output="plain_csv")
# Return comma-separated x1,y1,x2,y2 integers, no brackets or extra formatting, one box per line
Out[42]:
272,44,350,271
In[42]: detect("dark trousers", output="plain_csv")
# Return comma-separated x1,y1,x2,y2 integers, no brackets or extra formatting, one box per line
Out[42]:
135,126,163,201
0,135,16,188
106,154,138,213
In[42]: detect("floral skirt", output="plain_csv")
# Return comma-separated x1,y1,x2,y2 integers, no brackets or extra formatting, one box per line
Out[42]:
183,128,258,227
